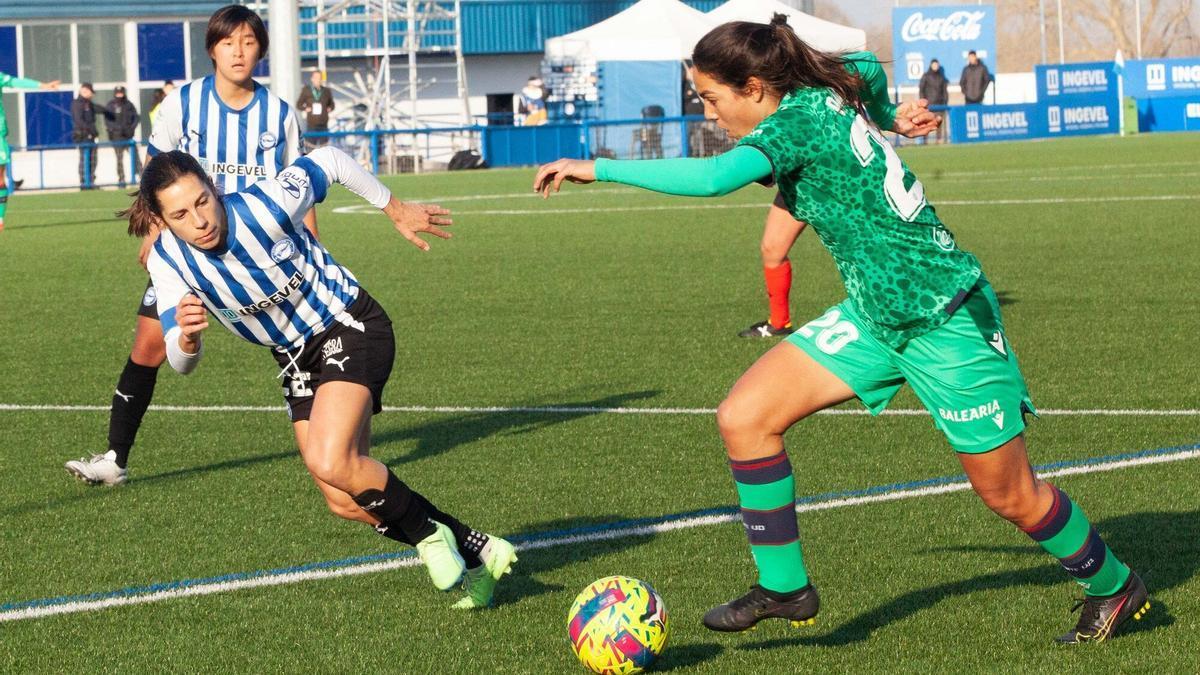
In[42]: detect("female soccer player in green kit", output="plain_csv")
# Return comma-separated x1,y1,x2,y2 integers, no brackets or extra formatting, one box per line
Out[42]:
535,15,1148,644
0,72,59,231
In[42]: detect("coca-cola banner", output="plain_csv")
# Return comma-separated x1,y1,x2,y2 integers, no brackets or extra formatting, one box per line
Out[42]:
892,4,996,87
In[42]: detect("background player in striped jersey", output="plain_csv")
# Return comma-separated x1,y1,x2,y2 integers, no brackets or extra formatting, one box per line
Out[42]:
67,5,318,485
123,145,517,608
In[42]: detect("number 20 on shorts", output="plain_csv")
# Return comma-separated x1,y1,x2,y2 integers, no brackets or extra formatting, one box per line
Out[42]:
798,309,860,355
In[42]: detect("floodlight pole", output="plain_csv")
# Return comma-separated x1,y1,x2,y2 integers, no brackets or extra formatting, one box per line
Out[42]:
1038,0,1048,64
1134,0,1143,59
268,0,302,104
1056,0,1065,63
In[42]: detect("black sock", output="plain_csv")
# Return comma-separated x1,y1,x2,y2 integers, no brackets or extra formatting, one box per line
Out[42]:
409,492,486,568
353,471,437,544
107,358,159,468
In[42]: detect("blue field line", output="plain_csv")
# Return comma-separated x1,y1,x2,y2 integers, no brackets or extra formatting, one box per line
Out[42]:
4,441,1197,613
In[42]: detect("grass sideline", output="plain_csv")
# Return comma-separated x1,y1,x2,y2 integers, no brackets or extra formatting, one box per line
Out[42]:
0,133,1197,672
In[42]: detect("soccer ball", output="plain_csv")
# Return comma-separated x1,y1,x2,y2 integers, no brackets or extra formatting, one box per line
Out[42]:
567,575,669,674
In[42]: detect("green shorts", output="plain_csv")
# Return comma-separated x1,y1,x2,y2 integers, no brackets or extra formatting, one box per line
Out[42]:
786,278,1036,453
0,137,9,165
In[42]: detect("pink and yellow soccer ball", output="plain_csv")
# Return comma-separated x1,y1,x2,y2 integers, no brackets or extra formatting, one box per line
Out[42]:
567,576,669,674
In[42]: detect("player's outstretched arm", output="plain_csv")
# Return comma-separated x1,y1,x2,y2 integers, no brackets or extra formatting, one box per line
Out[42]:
298,147,452,251
535,146,772,199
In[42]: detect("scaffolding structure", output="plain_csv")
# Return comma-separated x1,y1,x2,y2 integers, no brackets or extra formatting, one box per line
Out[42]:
300,0,473,171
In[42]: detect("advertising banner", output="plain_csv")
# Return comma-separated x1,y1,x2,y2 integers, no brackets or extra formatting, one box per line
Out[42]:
892,5,996,86
948,93,1120,144
1136,94,1200,132
1036,61,1118,100
1123,57,1200,98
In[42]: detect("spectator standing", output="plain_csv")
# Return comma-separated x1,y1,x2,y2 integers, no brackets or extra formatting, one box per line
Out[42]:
297,70,335,150
71,82,100,188
149,80,175,125
959,50,992,105
518,76,547,126
919,59,949,143
105,86,140,188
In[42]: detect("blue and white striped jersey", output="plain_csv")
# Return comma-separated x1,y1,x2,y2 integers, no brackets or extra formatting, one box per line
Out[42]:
148,151,376,351
148,75,303,194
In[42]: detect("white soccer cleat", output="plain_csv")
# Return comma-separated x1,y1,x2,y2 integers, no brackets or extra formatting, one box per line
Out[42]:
64,450,127,486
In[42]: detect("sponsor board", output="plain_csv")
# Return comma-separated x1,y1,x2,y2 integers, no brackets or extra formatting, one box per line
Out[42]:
892,4,996,86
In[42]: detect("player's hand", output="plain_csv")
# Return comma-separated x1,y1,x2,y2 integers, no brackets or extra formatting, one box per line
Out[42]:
176,294,208,345
382,197,452,252
137,227,162,269
892,98,942,138
533,159,596,198
42,80,60,90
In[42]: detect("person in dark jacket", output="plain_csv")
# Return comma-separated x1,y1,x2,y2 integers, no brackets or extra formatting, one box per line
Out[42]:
959,51,992,105
71,82,100,188
296,70,334,150
919,59,950,143
105,86,140,187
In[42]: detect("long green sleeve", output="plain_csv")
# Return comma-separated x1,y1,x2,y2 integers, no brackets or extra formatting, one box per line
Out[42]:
594,145,773,197
0,73,42,90
843,52,897,131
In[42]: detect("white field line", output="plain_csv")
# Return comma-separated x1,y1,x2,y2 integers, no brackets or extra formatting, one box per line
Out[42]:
403,193,1200,217
1,403,1197,416
3,446,1196,623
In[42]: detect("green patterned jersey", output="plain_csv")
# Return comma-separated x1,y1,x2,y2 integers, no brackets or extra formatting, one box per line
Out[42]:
737,87,981,348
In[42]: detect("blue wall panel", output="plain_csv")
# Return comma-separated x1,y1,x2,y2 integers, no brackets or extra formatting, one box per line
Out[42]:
138,23,186,82
0,26,17,76
24,90,72,145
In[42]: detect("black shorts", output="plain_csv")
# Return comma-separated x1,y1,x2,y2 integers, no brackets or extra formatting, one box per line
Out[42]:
271,289,395,422
137,278,159,319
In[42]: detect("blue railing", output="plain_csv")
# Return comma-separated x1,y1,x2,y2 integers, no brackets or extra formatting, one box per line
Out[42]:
7,116,736,190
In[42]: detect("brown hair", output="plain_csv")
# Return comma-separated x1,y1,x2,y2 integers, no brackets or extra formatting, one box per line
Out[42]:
121,151,217,237
206,4,269,60
692,13,867,117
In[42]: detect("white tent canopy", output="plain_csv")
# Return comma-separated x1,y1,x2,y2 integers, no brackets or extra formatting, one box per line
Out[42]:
544,0,716,62
706,0,866,54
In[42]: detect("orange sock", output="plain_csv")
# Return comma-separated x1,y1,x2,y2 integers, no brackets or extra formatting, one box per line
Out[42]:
763,261,792,329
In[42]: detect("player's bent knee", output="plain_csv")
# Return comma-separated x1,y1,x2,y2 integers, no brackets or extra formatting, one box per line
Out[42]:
975,485,1041,525
717,396,770,443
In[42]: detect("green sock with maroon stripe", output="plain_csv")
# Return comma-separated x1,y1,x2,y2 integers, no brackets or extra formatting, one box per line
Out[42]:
730,450,809,593
1022,484,1130,597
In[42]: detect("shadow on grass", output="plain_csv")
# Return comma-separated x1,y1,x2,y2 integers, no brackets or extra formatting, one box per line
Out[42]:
496,513,725,670
3,449,296,518
736,510,1194,650
375,389,660,468
492,515,657,609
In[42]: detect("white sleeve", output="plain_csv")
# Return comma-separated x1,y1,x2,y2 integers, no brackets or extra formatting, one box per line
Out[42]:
148,251,203,374
304,146,392,208
147,89,184,155
283,107,304,162
250,146,391,232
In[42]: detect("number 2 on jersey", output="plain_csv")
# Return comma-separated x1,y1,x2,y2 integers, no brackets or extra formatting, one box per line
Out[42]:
848,115,927,222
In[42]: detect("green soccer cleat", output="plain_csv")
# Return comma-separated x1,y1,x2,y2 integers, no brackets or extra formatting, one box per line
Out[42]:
416,521,466,591
1056,571,1150,644
452,536,518,609
702,584,819,632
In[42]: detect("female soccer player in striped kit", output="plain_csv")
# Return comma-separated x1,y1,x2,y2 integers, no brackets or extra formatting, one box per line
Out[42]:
124,145,516,608
67,5,318,486
535,15,1147,643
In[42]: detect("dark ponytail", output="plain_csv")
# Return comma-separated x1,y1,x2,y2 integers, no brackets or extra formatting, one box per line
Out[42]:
692,13,867,117
119,150,216,237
